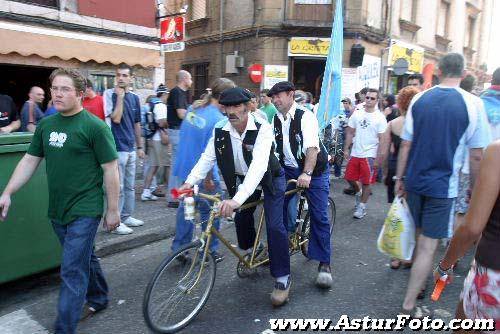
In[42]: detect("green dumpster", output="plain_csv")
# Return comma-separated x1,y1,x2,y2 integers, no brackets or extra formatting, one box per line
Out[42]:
0,133,61,284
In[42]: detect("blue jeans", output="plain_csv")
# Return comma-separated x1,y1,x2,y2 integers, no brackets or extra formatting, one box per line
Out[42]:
167,129,181,201
171,182,222,253
118,151,136,221
51,217,108,334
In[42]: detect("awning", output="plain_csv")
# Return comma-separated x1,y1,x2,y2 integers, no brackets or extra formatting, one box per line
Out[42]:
0,26,160,68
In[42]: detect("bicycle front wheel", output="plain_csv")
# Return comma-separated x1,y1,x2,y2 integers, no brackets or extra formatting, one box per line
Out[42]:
301,197,336,257
143,240,216,333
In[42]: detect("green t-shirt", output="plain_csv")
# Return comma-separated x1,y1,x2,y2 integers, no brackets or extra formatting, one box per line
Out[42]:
260,103,278,123
27,109,118,224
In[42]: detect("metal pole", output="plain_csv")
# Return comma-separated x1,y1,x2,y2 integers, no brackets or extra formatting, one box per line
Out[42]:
220,0,224,77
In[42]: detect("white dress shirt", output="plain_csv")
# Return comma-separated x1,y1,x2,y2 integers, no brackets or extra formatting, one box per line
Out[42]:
275,102,320,168
185,115,273,206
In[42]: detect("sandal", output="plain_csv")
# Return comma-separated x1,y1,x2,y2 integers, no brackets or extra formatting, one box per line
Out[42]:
390,258,401,269
401,261,413,269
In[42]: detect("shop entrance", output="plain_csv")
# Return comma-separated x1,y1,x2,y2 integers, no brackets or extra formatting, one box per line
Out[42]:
291,57,326,103
0,64,55,111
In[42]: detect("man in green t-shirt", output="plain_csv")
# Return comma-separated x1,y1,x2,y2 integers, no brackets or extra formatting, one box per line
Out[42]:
0,68,120,334
259,89,278,123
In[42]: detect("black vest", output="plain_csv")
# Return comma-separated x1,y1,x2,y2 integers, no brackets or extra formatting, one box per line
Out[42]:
273,107,328,176
214,121,282,198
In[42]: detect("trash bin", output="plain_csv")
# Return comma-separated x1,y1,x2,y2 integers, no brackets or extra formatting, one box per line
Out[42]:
0,133,61,284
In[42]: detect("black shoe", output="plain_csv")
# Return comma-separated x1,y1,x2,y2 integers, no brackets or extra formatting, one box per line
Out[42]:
343,188,356,195
167,201,179,208
175,251,190,264
211,252,225,263
152,189,166,197
80,304,106,321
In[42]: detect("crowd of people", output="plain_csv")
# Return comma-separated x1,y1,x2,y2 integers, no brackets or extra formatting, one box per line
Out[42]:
0,51,499,334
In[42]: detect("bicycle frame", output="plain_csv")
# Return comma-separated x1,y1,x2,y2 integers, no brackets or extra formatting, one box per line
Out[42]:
183,183,303,293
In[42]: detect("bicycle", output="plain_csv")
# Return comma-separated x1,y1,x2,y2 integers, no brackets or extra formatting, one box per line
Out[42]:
143,181,336,333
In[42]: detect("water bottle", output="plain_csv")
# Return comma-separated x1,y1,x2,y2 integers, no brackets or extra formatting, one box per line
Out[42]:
184,196,195,221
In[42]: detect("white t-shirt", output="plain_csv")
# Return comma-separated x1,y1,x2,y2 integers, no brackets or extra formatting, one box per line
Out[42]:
348,109,387,158
152,103,167,141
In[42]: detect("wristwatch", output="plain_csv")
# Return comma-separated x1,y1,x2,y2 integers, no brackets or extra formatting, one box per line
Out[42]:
304,170,313,176
392,176,405,181
437,262,453,277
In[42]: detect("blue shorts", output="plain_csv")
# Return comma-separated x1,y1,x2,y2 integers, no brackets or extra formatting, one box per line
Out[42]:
406,192,454,239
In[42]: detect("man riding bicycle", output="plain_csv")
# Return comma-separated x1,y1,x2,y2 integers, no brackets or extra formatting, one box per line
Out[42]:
268,81,333,289
178,87,292,306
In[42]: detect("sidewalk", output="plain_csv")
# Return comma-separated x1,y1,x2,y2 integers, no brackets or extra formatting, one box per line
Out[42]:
94,195,178,257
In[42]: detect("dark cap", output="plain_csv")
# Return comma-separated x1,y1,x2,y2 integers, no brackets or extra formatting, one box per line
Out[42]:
267,81,295,97
341,97,351,103
219,87,253,106
156,84,169,95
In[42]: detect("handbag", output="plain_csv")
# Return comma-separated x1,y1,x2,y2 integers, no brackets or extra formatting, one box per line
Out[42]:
377,197,416,261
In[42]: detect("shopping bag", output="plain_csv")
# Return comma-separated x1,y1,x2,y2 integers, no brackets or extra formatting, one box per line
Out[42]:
377,197,416,261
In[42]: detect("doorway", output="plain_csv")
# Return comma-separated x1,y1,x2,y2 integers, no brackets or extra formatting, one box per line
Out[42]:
291,57,326,102
0,64,55,111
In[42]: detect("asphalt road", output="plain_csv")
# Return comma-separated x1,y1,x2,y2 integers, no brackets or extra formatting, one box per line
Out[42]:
0,179,473,334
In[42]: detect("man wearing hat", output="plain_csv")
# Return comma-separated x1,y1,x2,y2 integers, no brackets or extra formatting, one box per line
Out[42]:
179,87,292,306
141,84,169,202
268,81,333,289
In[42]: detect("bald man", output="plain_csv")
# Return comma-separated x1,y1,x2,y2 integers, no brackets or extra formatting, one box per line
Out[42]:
21,86,45,132
166,70,193,207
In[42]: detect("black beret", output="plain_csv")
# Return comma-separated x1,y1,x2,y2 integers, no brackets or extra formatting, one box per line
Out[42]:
267,81,295,97
219,87,253,106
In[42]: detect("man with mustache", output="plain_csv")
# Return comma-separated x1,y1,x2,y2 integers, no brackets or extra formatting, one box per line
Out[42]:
179,87,291,306
268,81,333,289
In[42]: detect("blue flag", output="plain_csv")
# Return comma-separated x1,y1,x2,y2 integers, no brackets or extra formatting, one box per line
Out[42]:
316,0,343,129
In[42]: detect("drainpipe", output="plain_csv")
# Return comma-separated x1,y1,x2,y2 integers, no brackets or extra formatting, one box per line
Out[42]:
220,0,224,77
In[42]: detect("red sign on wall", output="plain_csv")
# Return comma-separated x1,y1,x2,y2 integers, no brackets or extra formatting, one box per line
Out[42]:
160,16,185,44
248,64,264,84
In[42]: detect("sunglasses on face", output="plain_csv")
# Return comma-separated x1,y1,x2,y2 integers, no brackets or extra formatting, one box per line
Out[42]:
365,96,377,101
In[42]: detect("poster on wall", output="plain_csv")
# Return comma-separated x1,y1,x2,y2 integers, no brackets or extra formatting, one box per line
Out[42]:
263,65,288,90
357,54,381,91
341,68,358,104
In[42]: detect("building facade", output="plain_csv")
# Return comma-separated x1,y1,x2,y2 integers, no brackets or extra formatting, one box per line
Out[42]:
162,0,493,100
0,0,163,109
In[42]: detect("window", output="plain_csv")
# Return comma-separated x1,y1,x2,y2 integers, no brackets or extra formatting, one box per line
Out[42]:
464,16,476,48
90,74,115,95
11,0,58,8
437,1,450,37
400,0,417,22
182,63,210,102
189,0,207,21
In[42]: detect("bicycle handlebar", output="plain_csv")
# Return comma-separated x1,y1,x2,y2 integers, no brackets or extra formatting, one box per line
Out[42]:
171,179,303,211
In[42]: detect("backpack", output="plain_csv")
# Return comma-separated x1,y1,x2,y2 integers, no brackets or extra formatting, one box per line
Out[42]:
141,98,162,139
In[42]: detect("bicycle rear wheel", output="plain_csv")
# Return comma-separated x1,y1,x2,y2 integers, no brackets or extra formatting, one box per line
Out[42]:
143,240,216,333
300,197,336,257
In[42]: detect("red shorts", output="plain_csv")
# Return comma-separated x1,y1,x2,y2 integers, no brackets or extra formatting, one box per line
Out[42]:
345,157,377,185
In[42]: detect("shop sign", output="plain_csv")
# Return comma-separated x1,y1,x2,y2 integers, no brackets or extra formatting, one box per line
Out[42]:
288,37,330,58
263,65,288,90
160,15,185,53
388,40,424,73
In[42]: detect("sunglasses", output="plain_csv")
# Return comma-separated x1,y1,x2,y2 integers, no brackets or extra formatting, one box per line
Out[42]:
365,96,377,101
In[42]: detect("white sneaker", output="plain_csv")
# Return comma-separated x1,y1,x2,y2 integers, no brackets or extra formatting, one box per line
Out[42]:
141,189,158,201
353,204,366,219
123,217,144,227
111,223,133,235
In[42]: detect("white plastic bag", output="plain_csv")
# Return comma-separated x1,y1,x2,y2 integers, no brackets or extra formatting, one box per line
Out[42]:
377,197,416,261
